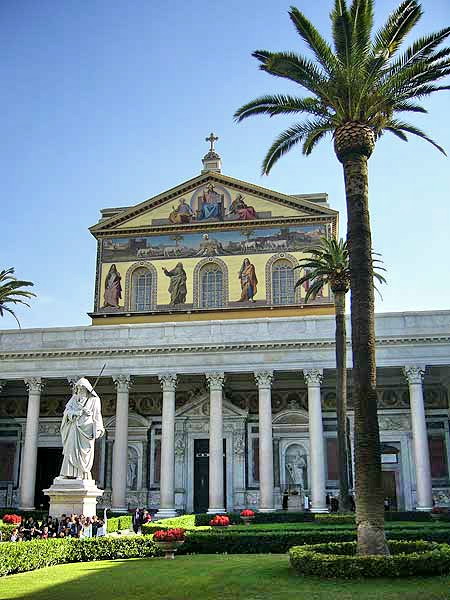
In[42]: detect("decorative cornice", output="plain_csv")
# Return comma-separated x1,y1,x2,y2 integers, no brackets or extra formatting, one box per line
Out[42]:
303,368,323,387
0,334,449,362
24,377,44,393
403,366,425,385
159,373,177,392
93,215,336,239
206,372,225,390
254,371,273,389
113,374,132,391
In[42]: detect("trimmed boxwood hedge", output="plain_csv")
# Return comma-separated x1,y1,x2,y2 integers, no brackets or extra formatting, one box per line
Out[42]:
106,515,133,533
176,527,450,554
194,511,315,526
289,540,450,578
0,536,159,577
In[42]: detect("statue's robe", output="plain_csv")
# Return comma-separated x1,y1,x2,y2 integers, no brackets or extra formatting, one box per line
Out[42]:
60,387,104,479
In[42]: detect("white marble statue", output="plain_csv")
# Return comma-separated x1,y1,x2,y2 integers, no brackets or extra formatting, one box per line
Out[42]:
60,377,104,480
286,451,306,489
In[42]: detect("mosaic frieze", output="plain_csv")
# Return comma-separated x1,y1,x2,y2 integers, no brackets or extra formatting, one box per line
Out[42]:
102,224,327,263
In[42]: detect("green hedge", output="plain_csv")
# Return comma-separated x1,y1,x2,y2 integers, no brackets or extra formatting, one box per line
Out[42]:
289,540,450,578
176,527,450,555
0,522,16,538
385,511,432,522
194,511,315,526
141,514,197,535
106,515,133,533
0,536,159,577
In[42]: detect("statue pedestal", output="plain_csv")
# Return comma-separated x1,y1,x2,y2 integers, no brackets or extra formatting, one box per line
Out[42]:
44,477,103,518
287,493,304,511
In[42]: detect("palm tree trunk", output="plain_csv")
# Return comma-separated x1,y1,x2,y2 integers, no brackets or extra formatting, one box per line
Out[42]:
334,290,350,512
342,155,388,555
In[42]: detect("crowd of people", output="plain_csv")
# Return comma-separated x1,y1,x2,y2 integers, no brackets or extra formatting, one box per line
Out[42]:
6,513,107,542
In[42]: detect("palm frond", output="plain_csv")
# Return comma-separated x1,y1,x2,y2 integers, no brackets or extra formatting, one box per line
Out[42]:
372,0,422,59
261,119,331,174
253,50,327,95
350,0,374,57
386,119,447,154
331,0,352,66
394,101,427,113
302,125,332,155
289,7,338,75
234,95,329,122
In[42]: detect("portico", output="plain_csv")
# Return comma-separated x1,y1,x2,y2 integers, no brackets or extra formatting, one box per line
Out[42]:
0,311,449,513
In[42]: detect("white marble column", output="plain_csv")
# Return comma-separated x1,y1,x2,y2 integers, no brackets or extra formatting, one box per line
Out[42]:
111,375,131,512
155,374,177,519
19,378,44,510
303,369,327,513
255,371,275,512
404,366,433,511
207,372,226,514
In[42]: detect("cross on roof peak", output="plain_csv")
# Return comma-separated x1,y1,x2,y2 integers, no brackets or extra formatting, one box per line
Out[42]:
205,132,219,152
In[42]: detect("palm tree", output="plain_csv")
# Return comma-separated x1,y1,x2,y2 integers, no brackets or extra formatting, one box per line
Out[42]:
295,237,386,514
0,267,36,327
234,1,449,554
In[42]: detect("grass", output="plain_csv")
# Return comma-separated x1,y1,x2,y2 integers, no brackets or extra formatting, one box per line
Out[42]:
2,555,450,600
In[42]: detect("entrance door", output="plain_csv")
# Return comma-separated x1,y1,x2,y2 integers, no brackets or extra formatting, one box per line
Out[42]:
382,470,398,511
193,439,226,513
34,447,63,509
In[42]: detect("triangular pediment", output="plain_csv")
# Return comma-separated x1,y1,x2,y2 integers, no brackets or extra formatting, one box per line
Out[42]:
175,391,248,418
90,171,336,236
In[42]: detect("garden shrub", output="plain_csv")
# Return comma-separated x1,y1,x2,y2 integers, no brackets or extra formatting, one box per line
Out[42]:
142,514,197,535
0,536,159,577
106,515,133,533
194,511,314,526
315,514,355,525
289,540,450,578
384,511,432,522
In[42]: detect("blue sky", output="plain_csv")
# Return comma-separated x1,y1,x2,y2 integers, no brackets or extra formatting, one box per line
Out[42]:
1,0,449,329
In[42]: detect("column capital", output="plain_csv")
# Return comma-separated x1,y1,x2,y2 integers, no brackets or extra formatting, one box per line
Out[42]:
159,373,177,392
113,374,132,391
254,371,273,389
206,372,225,391
403,366,425,385
24,378,44,394
303,368,323,387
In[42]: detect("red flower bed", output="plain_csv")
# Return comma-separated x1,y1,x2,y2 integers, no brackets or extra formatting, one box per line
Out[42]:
2,514,21,525
153,528,186,542
210,515,230,527
240,509,255,517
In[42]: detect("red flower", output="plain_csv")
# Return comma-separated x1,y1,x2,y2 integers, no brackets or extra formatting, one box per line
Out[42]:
210,515,230,526
240,509,255,517
153,528,186,541
2,514,21,524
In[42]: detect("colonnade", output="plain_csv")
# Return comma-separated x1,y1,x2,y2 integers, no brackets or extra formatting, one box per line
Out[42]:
13,365,433,513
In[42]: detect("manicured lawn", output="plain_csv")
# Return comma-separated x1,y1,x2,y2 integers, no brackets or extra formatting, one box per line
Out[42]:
2,555,450,600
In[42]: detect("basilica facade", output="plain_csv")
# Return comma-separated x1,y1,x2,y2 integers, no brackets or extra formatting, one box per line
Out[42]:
0,140,449,515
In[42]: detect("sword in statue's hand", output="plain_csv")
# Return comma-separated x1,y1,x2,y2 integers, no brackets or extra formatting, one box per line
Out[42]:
92,363,106,393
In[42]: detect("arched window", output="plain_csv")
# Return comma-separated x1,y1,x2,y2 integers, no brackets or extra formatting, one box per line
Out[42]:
200,264,224,308
272,259,295,305
132,267,152,311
